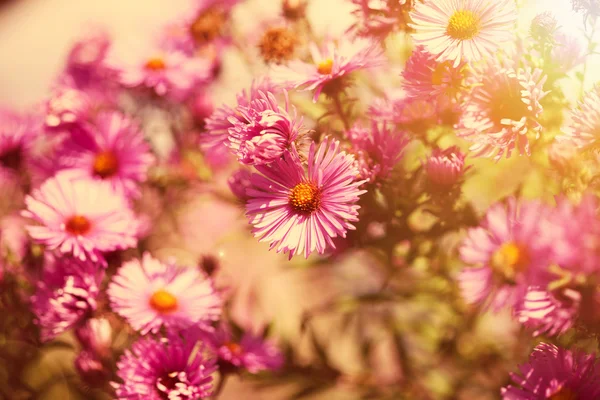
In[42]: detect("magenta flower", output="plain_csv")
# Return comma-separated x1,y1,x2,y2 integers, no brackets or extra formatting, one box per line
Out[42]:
202,324,284,374
45,87,93,130
517,287,580,337
107,252,222,335
346,122,410,182
557,85,600,149
64,29,113,89
271,38,385,102
425,146,468,188
75,317,113,356
228,168,253,203
23,172,139,263
56,111,154,197
457,63,548,160
409,0,518,67
31,255,104,342
246,138,366,259
113,329,217,400
115,49,211,100
227,90,307,165
501,343,600,399
348,0,413,39
458,198,553,311
0,109,39,176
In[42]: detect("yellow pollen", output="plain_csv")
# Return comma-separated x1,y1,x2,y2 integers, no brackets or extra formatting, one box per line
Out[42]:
317,58,334,75
491,241,530,281
289,182,321,214
149,289,178,313
549,388,578,400
446,10,480,40
145,57,166,71
92,151,119,178
65,215,92,236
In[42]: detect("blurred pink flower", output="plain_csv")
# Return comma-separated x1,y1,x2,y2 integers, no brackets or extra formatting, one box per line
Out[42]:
557,85,600,149
228,168,253,203
425,146,468,188
517,287,580,337
409,0,518,67
45,87,93,130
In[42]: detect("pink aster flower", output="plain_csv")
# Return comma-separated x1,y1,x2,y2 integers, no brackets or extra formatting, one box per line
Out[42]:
22,173,139,263
64,29,113,89
227,90,307,165
458,198,553,311
409,0,518,67
228,168,253,203
201,324,284,374
550,32,586,74
348,0,414,39
246,138,366,259
107,252,222,335
45,87,93,130
115,49,211,100
113,329,217,400
346,122,410,182
457,63,548,160
271,38,385,102
501,343,600,399
56,111,154,197
402,46,468,102
0,109,39,177
517,287,580,337
32,255,104,342
557,86,600,149
425,146,468,188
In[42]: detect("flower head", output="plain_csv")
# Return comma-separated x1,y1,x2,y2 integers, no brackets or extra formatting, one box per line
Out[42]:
272,38,385,102
0,109,39,176
258,26,298,64
56,111,154,197
501,343,600,399
45,87,93,130
23,173,139,263
246,138,366,259
517,287,580,337
530,12,559,43
409,0,518,67
348,0,414,39
64,29,113,89
457,63,548,160
425,146,468,188
113,329,217,400
32,255,104,342
557,85,600,150
107,252,222,335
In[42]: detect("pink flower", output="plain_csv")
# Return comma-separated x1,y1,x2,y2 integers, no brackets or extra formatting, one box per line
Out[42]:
22,172,139,263
56,111,154,197
45,87,93,130
31,255,104,342
402,46,468,102
64,29,113,89
458,198,553,311
113,329,217,400
517,287,580,337
348,0,414,39
115,49,211,100
228,168,253,203
107,252,222,335
557,85,600,149
271,38,385,102
457,63,548,160
0,109,39,177
501,343,600,399
425,146,468,188
246,138,366,259
409,0,518,67
346,122,410,182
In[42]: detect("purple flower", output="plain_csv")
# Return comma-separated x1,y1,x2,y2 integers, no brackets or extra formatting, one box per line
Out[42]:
346,122,410,182
227,90,307,165
458,198,553,311
271,38,385,102
113,329,217,400
425,146,468,188
23,172,139,263
246,138,366,259
56,111,154,197
502,343,600,399
107,252,222,335
201,324,284,374
31,255,104,342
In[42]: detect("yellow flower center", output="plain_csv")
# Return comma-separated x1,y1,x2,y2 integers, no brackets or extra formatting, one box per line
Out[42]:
258,27,297,64
289,182,321,214
491,241,530,281
145,57,166,71
149,289,178,313
65,215,92,236
446,10,480,40
550,388,578,400
431,61,453,85
317,58,334,75
92,151,119,178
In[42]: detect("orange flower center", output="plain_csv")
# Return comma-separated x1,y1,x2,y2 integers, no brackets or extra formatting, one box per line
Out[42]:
258,27,297,64
317,58,334,75
289,182,321,214
145,57,166,71
224,342,243,355
65,215,92,236
92,151,119,178
491,241,530,281
190,8,226,45
149,289,178,313
550,388,578,400
446,10,480,40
